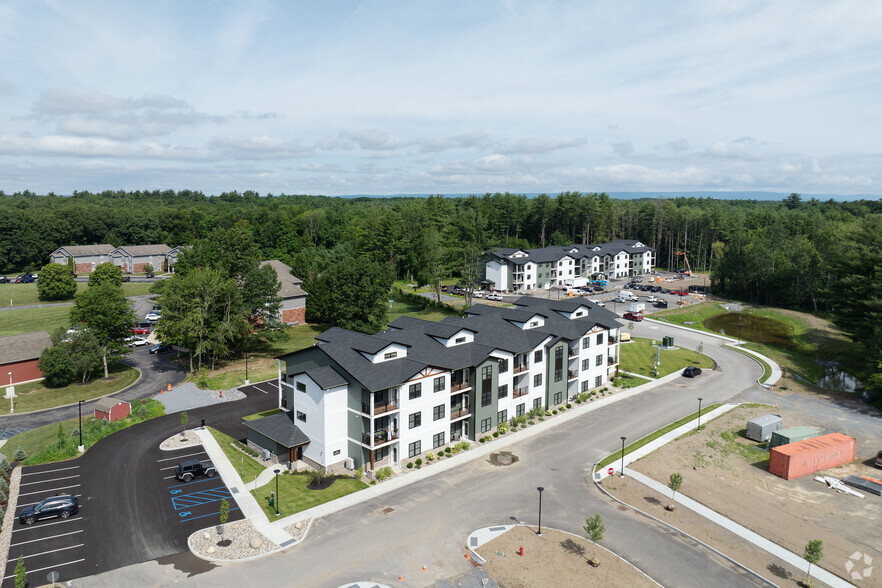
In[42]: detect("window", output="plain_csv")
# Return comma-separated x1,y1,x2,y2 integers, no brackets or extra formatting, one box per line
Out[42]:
375,446,389,461
595,375,603,387
481,417,492,433
455,337,466,344
497,358,509,373
498,384,508,399
409,412,422,429
596,354,603,367
529,321,539,328
553,392,562,405
554,347,563,382
408,441,421,458
533,373,542,387
582,358,590,371
433,404,445,421
409,382,422,400
296,382,306,392
533,398,542,410
481,366,493,407
433,432,445,448
516,403,525,417
534,349,543,363
581,380,591,392
583,337,590,349
596,333,603,345
498,410,508,425
434,376,445,393
384,351,397,360
296,411,306,422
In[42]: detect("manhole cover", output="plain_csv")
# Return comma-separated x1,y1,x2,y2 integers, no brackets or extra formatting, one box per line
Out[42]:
382,507,394,514
489,451,519,466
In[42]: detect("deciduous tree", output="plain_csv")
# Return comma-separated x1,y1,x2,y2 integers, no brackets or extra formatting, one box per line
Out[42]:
70,282,135,377
37,262,77,300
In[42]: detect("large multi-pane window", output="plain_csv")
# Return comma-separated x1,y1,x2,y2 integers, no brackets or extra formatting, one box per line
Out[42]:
516,403,525,417
408,441,421,457
497,358,509,373
582,358,590,371
596,333,603,345
409,382,422,400
596,354,603,367
498,384,508,398
481,417,492,433
498,410,508,425
533,373,542,387
433,432,445,448
554,347,563,382
409,412,422,429
481,366,493,407
595,375,603,387
582,337,590,349
434,376,445,393
553,392,562,405
533,398,542,410
581,380,591,392
534,349,543,363
433,404,445,421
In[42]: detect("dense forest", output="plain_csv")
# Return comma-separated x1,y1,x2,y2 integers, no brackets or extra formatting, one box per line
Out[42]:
2,189,881,393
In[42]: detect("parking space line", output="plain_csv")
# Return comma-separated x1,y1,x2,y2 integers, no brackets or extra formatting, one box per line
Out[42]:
20,475,79,486
19,484,81,497
158,465,179,471
179,507,239,523
18,494,82,508
11,529,83,547
12,543,84,561
157,451,207,463
21,466,80,477
3,559,86,581
12,518,81,533
166,477,223,490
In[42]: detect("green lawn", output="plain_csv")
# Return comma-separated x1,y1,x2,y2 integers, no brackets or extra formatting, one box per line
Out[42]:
619,337,714,378
595,403,724,471
9,363,140,413
243,408,282,422
0,305,72,337
0,281,153,307
207,427,265,483
255,472,367,518
612,373,652,388
386,298,458,324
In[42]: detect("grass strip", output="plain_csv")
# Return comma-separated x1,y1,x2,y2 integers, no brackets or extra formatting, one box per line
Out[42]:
594,403,724,472
10,364,139,413
243,409,282,422
254,472,368,519
206,427,266,484
0,305,72,337
723,345,773,383
619,337,715,378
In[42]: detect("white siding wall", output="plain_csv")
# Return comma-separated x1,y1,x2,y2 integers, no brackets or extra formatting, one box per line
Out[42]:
486,260,507,291
398,371,449,461
292,375,348,467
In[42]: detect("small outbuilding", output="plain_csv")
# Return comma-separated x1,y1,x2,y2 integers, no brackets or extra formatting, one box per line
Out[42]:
94,398,131,422
746,414,783,442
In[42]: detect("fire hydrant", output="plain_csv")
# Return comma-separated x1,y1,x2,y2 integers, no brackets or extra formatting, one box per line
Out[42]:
518,546,524,556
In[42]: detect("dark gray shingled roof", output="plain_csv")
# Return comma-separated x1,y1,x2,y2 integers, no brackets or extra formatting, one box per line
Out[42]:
55,244,115,256
487,240,654,266
244,412,310,448
305,366,349,390
0,331,51,365
260,260,307,299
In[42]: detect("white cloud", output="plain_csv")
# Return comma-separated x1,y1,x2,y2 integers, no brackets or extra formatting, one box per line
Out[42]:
612,141,634,157
497,137,585,155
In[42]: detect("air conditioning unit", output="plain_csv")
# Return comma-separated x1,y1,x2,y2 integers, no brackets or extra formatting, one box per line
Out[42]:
343,457,355,470
260,448,271,461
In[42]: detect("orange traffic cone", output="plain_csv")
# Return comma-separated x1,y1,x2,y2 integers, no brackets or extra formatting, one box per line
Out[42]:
167,384,172,391
465,551,470,560
423,565,427,572
399,575,403,581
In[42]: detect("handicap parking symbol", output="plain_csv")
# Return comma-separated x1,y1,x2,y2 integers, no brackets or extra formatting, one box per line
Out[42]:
170,489,182,495
179,511,192,518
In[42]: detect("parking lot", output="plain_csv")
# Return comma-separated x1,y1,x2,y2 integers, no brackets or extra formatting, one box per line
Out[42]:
5,463,88,587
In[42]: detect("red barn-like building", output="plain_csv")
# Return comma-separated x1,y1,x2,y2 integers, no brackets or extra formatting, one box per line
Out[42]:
94,398,131,422
0,331,52,386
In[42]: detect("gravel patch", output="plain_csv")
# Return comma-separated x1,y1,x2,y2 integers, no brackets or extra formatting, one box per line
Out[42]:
156,381,245,413
283,519,310,542
189,519,279,561
159,430,202,451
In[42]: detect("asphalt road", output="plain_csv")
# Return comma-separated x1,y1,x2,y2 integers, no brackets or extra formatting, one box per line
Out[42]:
84,325,771,587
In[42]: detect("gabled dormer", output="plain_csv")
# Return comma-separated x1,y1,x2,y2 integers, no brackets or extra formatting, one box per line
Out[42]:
509,250,529,259
631,241,645,248
361,342,409,364
507,314,546,330
555,305,592,320
432,328,476,348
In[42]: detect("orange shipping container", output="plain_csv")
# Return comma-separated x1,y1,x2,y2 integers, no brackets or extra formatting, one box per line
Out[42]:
768,432,855,480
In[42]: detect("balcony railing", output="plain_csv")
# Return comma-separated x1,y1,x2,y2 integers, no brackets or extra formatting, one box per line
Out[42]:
607,357,617,366
513,387,529,398
362,429,399,446
451,380,471,392
513,364,528,374
450,407,470,420
568,348,578,358
608,338,618,345
568,370,578,381
361,400,399,415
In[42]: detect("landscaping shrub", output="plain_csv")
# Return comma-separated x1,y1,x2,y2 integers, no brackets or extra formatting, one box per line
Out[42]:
370,480,376,485
0,477,7,492
528,419,535,425
498,422,508,434
479,437,486,443
406,462,414,469
354,467,364,479
492,432,499,438
566,403,572,409
376,466,393,481
425,452,435,462
13,446,27,462
0,489,6,503
545,410,552,416
0,506,4,520
455,440,470,452
444,447,452,454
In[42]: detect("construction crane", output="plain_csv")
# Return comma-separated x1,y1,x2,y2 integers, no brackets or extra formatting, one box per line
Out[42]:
675,250,692,275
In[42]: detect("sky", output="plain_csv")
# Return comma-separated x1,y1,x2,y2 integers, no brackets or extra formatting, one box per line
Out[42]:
1,1,881,197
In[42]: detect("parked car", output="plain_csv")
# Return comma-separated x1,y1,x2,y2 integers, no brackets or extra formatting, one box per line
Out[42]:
655,299,669,308
129,326,150,335
145,312,161,321
149,343,173,354
152,304,162,311
145,272,155,278
682,366,702,378
589,299,605,307
138,320,154,328
126,336,149,347
0,276,8,283
651,285,662,292
472,291,483,298
175,459,217,482
647,295,659,303
485,292,503,301
19,494,78,525
622,312,643,321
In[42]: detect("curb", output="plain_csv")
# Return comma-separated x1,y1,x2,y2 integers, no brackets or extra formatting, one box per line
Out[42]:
187,526,285,564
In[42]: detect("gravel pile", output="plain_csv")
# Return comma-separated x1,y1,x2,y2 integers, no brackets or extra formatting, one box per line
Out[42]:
159,430,202,451
189,520,279,561
156,382,245,413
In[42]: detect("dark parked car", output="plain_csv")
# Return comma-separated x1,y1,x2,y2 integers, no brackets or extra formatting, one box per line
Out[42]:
0,276,8,283
145,273,155,278
682,366,702,378
175,459,217,482
655,299,669,308
122,276,131,282
651,286,662,292
622,312,643,321
149,343,173,354
138,320,154,328
19,494,79,525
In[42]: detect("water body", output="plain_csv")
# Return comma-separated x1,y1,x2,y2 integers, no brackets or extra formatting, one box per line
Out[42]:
817,361,863,393
704,313,796,349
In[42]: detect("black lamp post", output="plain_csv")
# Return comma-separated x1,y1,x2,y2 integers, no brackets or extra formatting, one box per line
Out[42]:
274,468,281,516
245,350,249,384
620,436,627,477
697,398,703,431
78,400,84,450
536,486,544,536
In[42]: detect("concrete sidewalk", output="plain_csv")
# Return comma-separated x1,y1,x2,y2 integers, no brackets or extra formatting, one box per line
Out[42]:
626,468,852,588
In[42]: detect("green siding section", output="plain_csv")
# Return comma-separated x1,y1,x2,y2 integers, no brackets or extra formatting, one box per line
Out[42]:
472,359,498,435
246,428,284,458
545,341,569,407
347,441,365,469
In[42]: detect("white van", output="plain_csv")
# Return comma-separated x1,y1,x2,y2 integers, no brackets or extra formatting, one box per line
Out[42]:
617,290,638,302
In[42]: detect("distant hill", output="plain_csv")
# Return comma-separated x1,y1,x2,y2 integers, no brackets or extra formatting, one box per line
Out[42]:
338,191,881,201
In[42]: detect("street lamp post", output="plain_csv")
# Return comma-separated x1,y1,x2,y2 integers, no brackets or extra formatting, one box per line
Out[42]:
274,468,281,516
620,436,627,477
536,486,544,536
77,400,85,452
8,371,13,414
697,398,704,431
245,350,250,385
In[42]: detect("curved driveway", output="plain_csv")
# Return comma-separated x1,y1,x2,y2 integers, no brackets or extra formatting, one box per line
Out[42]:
87,324,769,587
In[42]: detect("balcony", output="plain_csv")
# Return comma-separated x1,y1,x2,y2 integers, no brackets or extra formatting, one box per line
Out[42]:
451,380,471,392
568,370,578,381
361,400,399,415
513,387,529,398
608,338,618,345
568,348,578,358
362,429,399,446
513,364,528,374
607,357,617,366
450,407,471,420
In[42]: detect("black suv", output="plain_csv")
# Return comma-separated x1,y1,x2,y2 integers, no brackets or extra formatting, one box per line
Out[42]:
175,459,217,482
682,366,702,378
19,494,79,525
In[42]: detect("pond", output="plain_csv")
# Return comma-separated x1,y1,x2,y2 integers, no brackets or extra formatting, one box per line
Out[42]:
704,312,796,349
817,361,864,393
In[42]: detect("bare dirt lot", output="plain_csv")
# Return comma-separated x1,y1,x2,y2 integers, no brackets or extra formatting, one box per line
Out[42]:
620,404,882,585
477,525,656,588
